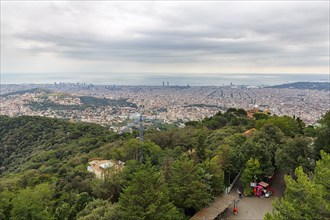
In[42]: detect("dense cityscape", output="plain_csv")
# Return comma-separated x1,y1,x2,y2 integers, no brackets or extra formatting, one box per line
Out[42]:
1,82,329,131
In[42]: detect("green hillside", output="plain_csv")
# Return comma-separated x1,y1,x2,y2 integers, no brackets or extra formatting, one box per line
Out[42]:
0,109,329,219
0,116,117,174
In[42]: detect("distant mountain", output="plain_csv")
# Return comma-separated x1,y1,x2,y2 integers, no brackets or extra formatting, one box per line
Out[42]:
267,82,329,91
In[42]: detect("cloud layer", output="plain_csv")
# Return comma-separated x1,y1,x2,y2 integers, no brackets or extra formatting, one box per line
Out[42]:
1,1,329,76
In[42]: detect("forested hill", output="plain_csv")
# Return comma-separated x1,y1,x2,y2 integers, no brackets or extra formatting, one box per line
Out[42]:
0,115,117,174
0,110,329,219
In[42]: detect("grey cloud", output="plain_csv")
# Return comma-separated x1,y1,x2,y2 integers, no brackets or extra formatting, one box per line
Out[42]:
2,1,329,73
14,30,283,63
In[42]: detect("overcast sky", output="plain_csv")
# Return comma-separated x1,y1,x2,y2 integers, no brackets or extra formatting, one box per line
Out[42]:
1,1,329,79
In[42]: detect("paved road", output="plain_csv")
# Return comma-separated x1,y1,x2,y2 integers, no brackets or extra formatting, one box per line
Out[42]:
221,171,285,220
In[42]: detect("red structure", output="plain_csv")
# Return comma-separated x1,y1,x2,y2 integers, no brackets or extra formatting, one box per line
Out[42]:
233,200,239,215
254,181,274,198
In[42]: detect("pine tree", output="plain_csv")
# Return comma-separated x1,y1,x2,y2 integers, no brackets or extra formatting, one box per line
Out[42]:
265,166,328,220
314,150,330,217
118,162,183,220
167,157,213,213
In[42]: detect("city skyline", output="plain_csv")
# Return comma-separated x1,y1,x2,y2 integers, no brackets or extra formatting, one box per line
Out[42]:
1,1,329,83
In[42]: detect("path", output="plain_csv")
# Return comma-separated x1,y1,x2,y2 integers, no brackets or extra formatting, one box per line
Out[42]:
221,171,285,220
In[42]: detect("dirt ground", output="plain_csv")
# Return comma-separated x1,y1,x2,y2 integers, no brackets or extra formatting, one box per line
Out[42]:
221,171,285,220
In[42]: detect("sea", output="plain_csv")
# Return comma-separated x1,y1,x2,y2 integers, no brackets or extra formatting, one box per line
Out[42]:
1,73,329,86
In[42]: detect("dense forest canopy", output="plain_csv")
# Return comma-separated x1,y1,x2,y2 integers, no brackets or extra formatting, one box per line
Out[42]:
0,109,329,219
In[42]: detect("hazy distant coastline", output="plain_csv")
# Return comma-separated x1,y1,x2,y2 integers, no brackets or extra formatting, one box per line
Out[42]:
1,73,328,86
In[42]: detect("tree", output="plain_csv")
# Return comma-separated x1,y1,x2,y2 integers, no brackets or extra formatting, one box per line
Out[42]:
304,125,317,137
0,188,14,220
275,136,314,174
118,162,183,220
295,117,305,134
203,155,225,196
109,139,163,165
195,132,207,162
240,139,274,176
264,166,328,220
214,132,247,178
253,123,285,146
76,199,119,220
204,127,244,153
203,116,228,130
241,158,263,194
315,111,330,157
10,183,55,220
54,202,71,220
69,192,92,219
256,116,301,137
92,165,124,202
167,157,212,214
236,108,248,117
314,151,330,206
218,144,242,185
254,112,269,120
185,121,202,128
146,126,201,150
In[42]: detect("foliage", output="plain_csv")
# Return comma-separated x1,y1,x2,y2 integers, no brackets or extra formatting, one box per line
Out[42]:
167,157,213,214
80,96,137,108
91,166,124,202
314,151,330,205
240,140,274,176
107,139,163,165
27,95,137,111
265,166,329,220
253,112,270,120
0,115,117,174
315,110,330,156
0,110,328,219
241,158,263,189
145,126,207,150
118,162,183,220
10,183,55,220
256,115,302,137
0,188,14,219
76,199,119,220
275,136,314,174
203,155,225,196
202,108,253,130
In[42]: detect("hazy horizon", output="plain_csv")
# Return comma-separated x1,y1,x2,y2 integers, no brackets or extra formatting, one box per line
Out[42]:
1,72,329,86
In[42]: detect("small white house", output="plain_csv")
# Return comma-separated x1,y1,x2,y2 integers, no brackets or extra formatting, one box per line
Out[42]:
87,159,124,179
